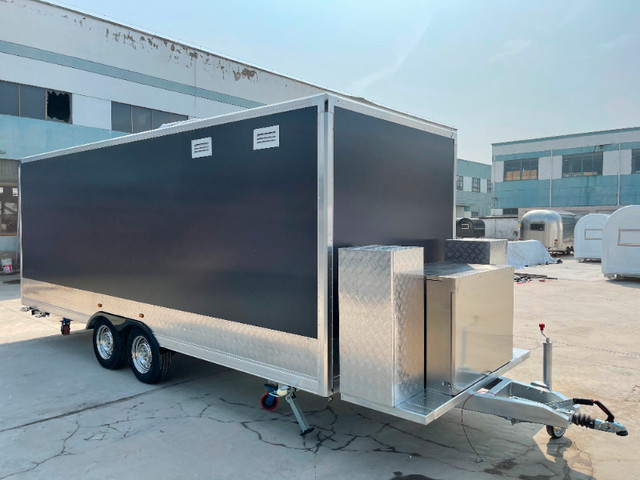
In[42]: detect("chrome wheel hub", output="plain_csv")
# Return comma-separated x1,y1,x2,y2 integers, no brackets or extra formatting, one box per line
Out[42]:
96,325,114,359
131,336,152,374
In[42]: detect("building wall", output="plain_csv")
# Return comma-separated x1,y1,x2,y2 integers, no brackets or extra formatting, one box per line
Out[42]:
492,128,640,215
456,158,491,217
0,0,325,160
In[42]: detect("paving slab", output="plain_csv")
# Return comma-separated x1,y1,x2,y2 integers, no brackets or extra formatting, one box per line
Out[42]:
0,259,638,480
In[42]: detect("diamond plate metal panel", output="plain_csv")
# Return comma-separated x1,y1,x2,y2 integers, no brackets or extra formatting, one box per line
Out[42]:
339,246,424,408
444,239,508,265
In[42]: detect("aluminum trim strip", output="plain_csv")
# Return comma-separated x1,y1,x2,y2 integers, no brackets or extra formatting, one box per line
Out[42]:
331,96,457,139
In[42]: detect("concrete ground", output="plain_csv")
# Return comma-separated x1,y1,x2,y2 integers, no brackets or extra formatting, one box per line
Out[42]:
0,259,638,480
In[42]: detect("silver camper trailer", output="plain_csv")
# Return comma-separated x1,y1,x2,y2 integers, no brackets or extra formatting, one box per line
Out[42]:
521,210,577,254
20,94,627,442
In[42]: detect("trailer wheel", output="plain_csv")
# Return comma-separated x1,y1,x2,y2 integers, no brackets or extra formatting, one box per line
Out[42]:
127,326,171,384
260,393,278,411
546,425,566,439
92,319,126,369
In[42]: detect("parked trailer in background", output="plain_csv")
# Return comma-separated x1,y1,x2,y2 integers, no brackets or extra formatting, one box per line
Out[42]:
20,94,627,442
574,214,609,261
481,215,520,240
455,217,485,238
521,210,577,254
602,205,640,279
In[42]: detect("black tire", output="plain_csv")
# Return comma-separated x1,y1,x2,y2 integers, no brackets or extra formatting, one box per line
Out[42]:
546,425,566,439
260,393,278,411
127,326,172,384
92,318,126,369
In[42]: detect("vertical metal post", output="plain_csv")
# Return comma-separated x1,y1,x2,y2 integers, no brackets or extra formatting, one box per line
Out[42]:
543,337,552,389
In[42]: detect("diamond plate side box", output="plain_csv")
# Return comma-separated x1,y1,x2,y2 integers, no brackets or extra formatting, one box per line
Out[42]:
445,238,508,265
339,246,424,408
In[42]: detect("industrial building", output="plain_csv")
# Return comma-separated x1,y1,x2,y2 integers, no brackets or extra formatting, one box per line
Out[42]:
0,0,331,261
492,127,640,216
455,158,491,218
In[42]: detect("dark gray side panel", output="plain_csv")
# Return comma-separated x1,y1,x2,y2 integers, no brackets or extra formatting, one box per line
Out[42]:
333,107,455,257
21,107,319,338
333,107,454,334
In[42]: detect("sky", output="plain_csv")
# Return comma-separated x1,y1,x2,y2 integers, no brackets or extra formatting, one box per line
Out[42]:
53,0,640,163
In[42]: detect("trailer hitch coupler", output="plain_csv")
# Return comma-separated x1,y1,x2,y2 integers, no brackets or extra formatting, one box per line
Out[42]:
571,398,629,436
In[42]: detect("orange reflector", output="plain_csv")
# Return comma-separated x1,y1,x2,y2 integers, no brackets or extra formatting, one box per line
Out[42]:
97,303,102,308
139,314,144,318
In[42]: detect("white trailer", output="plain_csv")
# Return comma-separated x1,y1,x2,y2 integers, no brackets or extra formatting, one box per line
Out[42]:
602,205,640,279
574,214,609,261
481,216,520,240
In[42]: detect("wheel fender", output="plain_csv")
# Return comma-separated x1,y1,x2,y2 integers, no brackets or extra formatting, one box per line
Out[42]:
87,312,154,338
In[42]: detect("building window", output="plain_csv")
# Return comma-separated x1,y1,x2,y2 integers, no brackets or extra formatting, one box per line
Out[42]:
632,149,640,174
111,102,188,133
503,208,518,215
0,80,71,123
456,175,463,191
487,180,492,193
472,177,480,192
562,152,603,177
0,185,18,235
503,158,538,181
471,211,478,218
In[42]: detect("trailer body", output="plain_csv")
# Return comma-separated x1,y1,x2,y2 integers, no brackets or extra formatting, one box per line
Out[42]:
602,205,640,278
481,215,520,240
20,94,455,397
455,217,485,238
521,210,576,253
20,94,628,440
574,213,609,261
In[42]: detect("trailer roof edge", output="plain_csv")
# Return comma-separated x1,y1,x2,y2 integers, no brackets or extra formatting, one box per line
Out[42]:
21,93,456,164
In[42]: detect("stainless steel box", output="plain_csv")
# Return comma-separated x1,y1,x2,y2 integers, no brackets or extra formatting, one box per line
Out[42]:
339,246,424,408
445,238,508,265
424,263,514,395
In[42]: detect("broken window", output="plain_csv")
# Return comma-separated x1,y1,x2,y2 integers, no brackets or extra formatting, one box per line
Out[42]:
0,80,71,123
47,90,71,122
